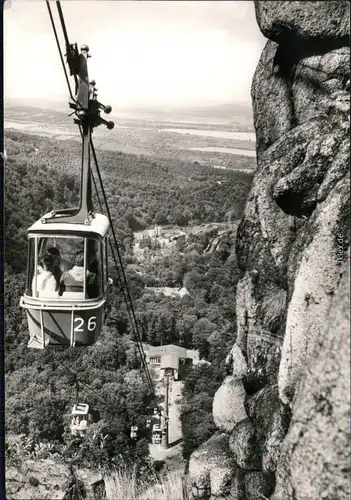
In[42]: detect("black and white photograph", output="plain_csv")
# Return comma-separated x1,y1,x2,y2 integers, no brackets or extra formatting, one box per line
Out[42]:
3,1,350,499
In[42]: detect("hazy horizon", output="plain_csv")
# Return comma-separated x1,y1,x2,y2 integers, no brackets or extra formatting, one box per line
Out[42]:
4,95,255,112
5,1,266,109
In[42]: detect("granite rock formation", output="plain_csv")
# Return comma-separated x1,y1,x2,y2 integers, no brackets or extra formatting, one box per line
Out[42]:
188,2,350,499
6,458,104,499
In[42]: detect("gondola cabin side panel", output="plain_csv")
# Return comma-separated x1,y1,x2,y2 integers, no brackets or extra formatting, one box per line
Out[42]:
26,308,104,347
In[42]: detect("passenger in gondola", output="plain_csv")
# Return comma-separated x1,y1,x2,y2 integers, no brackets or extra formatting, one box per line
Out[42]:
32,254,57,297
37,248,68,276
47,247,72,273
59,250,85,296
87,256,99,298
46,247,64,285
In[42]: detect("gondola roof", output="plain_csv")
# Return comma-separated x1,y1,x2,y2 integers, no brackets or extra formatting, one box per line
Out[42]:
72,403,90,415
27,212,110,238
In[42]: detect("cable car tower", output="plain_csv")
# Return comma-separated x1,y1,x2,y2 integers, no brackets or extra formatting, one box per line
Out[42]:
20,34,114,349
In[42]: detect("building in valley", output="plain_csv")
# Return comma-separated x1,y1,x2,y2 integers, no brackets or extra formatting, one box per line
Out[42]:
143,344,199,380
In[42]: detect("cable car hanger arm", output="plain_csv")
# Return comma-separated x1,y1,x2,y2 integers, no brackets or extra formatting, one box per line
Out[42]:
43,1,114,226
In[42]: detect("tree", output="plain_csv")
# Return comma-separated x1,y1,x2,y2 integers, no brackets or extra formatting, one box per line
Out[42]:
192,318,217,348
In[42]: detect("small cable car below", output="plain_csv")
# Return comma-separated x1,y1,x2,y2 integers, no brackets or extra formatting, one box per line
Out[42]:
70,403,92,437
151,423,162,444
130,425,138,440
153,407,161,418
146,418,152,429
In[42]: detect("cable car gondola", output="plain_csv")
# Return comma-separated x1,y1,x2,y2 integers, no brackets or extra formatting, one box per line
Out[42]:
20,214,110,348
130,425,139,440
70,403,93,437
19,42,114,349
153,407,161,418
151,423,162,444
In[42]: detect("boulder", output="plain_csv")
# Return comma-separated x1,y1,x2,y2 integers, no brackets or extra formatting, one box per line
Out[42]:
229,419,261,471
225,343,248,379
76,468,104,499
254,1,350,43
244,470,275,500
292,48,350,124
212,377,247,433
188,434,236,500
262,405,291,474
6,459,72,500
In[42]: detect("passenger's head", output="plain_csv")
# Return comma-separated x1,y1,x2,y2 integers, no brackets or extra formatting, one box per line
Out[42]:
41,254,54,271
47,247,61,265
74,251,84,267
48,247,60,257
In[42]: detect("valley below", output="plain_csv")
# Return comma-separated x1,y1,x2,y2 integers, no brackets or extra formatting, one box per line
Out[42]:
4,103,257,171
4,103,254,499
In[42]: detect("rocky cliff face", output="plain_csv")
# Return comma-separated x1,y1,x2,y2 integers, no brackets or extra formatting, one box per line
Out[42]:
188,2,350,499
6,458,104,499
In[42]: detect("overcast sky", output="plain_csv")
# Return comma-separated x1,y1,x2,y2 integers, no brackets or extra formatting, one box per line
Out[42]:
4,1,266,108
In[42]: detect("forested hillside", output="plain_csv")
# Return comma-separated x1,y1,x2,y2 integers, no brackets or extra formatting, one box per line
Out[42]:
5,129,253,470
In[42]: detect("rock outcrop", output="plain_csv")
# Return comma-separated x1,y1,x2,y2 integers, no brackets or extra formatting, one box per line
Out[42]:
188,2,350,499
6,458,103,500
188,433,237,499
272,250,350,500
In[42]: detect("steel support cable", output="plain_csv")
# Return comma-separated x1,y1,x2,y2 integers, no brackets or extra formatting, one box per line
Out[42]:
50,349,146,415
55,1,71,53
89,157,154,394
88,142,150,364
88,155,141,341
107,236,154,392
44,349,111,406
90,139,154,393
103,217,154,392
91,169,103,213
107,237,153,390
56,1,79,93
46,1,76,102
44,334,148,412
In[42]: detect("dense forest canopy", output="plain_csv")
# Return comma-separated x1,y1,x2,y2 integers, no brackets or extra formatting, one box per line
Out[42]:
6,130,253,269
5,129,253,466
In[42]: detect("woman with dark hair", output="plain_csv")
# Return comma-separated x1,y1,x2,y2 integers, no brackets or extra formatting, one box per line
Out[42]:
46,247,63,291
32,254,57,297
47,247,71,272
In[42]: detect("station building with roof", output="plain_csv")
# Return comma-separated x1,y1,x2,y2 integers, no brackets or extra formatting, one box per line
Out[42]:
143,344,199,380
